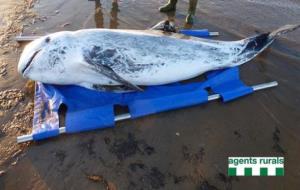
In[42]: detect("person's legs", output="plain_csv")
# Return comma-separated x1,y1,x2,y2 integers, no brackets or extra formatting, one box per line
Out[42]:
110,0,119,29
94,0,104,28
186,0,198,24
159,0,178,12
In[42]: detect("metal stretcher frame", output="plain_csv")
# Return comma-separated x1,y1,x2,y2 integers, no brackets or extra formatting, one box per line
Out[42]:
17,81,278,143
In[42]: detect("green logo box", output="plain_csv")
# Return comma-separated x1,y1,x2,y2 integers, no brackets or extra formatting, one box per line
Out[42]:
228,157,284,176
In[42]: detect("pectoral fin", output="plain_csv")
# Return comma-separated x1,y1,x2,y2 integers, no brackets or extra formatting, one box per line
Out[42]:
95,64,143,91
83,51,143,91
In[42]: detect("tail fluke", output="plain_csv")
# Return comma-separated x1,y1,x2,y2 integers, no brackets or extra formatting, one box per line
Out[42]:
244,24,299,53
242,24,300,54
269,24,300,39
231,24,299,67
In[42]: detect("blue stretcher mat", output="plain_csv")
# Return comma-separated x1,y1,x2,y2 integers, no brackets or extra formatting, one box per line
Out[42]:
31,67,254,141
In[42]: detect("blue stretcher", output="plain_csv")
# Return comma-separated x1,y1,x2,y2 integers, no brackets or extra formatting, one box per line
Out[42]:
17,30,278,143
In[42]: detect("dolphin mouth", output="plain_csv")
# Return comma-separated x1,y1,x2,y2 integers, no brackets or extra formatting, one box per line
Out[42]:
22,49,41,75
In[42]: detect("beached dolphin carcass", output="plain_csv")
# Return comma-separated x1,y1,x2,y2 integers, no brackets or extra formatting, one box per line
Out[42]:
18,24,299,92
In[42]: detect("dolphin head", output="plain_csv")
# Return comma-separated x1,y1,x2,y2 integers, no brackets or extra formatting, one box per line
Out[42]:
18,32,74,84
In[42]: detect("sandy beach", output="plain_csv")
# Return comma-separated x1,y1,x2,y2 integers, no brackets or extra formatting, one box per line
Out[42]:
0,0,300,189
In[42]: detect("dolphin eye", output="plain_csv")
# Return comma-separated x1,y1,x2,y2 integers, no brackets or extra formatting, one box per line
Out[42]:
45,37,50,43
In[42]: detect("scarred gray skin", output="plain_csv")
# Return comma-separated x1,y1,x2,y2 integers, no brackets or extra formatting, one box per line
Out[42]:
18,25,299,92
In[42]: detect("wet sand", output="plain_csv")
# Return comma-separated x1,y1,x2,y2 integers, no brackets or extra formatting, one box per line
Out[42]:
0,0,300,189
0,0,36,173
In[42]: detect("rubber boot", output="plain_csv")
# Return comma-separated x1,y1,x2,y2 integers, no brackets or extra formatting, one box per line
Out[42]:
159,0,178,12
185,0,198,24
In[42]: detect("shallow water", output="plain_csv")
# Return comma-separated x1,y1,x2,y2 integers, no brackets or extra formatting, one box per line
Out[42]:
1,0,300,189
